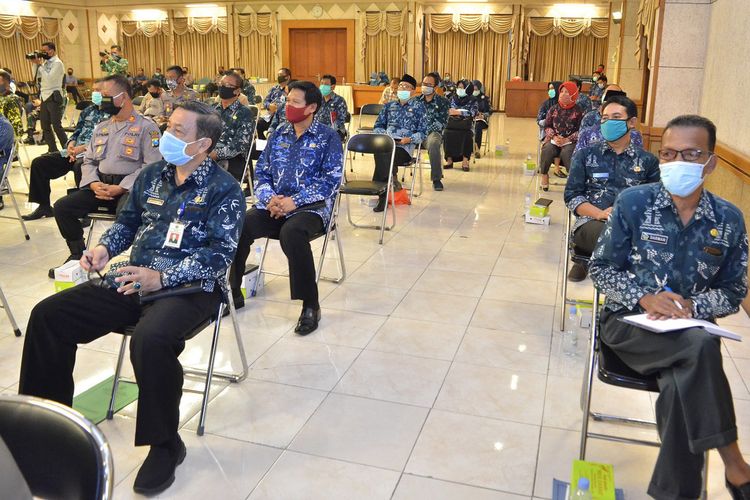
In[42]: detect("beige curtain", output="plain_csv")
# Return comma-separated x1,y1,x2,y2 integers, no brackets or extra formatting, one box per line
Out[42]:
174,30,229,81
121,33,171,77
523,17,608,64
0,16,60,82
527,32,608,82
636,0,659,68
362,11,406,79
236,12,276,79
428,29,510,110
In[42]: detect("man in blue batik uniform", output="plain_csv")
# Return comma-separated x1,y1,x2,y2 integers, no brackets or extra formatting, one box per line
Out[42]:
590,115,750,500
18,101,245,497
257,67,291,139
415,72,450,191
316,74,350,141
564,95,659,281
231,81,343,335
371,73,427,212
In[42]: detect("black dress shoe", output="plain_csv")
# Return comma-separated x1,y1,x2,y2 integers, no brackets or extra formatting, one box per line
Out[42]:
433,180,444,191
22,205,54,221
567,262,588,282
133,435,186,496
373,196,387,213
0,198,4,211
727,477,750,500
295,307,321,336
443,163,454,169
223,295,245,317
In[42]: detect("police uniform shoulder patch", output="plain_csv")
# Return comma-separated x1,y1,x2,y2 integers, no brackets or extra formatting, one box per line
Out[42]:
150,130,160,147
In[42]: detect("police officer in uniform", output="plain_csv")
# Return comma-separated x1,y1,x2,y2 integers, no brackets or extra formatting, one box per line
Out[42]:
158,66,198,129
48,74,162,278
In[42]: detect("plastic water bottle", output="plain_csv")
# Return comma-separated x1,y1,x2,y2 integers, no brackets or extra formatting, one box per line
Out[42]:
524,193,532,212
571,477,593,500
563,306,578,356
254,245,262,264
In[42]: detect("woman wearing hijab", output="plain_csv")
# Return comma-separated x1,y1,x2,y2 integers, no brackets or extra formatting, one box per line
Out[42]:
444,79,478,171
472,79,492,158
537,81,561,129
539,80,584,190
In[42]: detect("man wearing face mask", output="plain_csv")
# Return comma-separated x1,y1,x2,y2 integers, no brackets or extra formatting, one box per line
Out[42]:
564,95,659,281
267,80,298,135
31,41,67,153
231,81,342,335
152,67,166,89
159,66,198,128
209,71,255,182
589,73,606,105
100,44,128,76
315,74,349,141
47,74,162,278
22,80,110,221
19,100,245,497
575,86,644,154
139,80,165,119
414,72,449,191
371,73,427,212
64,67,82,104
590,114,750,500
257,67,291,139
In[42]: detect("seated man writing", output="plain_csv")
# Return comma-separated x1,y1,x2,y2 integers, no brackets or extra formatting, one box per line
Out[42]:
589,115,750,500
371,73,427,212
231,81,343,335
48,74,162,278
19,100,245,496
564,95,659,281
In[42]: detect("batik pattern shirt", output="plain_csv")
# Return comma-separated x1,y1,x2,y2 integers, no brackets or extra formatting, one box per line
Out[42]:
212,99,255,161
68,105,109,147
315,93,350,136
574,126,644,155
590,183,749,319
0,115,13,155
565,141,659,232
544,104,584,142
576,93,593,113
99,159,245,293
373,99,427,154
254,120,343,226
580,109,601,131
415,94,450,135
448,95,479,118
242,81,257,104
268,101,287,134
262,84,286,110
0,94,23,136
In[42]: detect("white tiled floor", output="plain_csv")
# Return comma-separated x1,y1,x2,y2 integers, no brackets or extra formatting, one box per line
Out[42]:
1,113,749,499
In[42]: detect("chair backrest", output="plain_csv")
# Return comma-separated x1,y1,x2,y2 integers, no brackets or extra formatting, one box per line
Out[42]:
0,395,114,500
132,96,144,107
360,103,383,117
345,133,395,156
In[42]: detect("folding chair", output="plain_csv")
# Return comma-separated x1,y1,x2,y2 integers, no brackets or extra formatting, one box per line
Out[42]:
132,96,144,107
580,288,709,499
560,209,593,331
107,271,248,436
242,104,263,201
0,143,31,240
0,283,22,337
399,142,423,201
340,133,396,244
250,189,346,297
356,103,384,134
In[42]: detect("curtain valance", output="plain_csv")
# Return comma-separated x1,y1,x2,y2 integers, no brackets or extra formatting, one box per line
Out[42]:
171,16,228,35
237,12,277,55
523,17,608,62
427,13,514,35
121,20,169,38
0,15,59,40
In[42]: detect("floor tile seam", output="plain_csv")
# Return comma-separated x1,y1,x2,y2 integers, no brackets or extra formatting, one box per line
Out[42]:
400,472,537,498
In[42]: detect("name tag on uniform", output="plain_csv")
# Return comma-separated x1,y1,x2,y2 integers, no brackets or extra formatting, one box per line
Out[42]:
641,231,668,244
147,197,164,206
592,172,609,179
164,222,185,249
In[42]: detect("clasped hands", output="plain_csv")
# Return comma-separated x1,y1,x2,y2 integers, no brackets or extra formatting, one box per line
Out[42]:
90,181,125,201
268,195,297,219
80,245,163,295
66,142,86,163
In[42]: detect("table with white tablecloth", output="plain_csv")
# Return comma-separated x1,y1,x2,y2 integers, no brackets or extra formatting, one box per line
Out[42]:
250,81,354,114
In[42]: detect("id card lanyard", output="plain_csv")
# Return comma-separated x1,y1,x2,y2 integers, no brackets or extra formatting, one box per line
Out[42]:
164,202,186,249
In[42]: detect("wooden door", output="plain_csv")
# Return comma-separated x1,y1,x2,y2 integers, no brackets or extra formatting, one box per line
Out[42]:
289,28,348,84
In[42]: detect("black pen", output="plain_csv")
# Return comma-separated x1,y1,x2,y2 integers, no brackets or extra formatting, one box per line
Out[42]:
84,252,106,282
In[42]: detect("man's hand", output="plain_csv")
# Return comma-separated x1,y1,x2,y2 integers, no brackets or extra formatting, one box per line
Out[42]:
32,99,41,107
448,109,461,116
90,182,114,200
103,185,126,198
209,150,218,161
276,196,297,215
268,103,278,114
267,195,284,219
399,137,412,145
114,266,163,295
80,245,110,272
639,291,693,320
66,141,76,157
598,207,613,221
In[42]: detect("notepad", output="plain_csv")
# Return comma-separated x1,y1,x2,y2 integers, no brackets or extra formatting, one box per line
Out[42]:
620,314,742,342
255,139,268,151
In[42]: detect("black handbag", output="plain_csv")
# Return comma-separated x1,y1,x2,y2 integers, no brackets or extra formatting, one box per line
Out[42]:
446,116,472,131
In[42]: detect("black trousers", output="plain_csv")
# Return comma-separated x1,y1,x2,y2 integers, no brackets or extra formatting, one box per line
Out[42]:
600,310,737,500
53,188,127,243
256,118,271,139
540,142,575,174
474,121,488,147
443,128,473,161
572,220,605,256
373,147,412,183
40,92,68,153
28,153,82,207
230,209,324,303
18,282,221,446
226,155,246,184
65,86,81,104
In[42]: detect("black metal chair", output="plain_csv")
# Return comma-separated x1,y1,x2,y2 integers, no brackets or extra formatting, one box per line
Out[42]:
356,103,384,134
0,394,114,500
0,283,21,337
560,208,592,331
0,143,30,241
340,133,396,244
132,95,144,107
63,100,95,133
580,288,709,498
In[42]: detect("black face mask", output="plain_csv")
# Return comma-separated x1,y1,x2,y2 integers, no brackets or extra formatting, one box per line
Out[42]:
41,52,52,60
99,96,121,115
67,71,73,75
0,84,7,95
149,91,160,99
277,75,287,84
218,86,237,99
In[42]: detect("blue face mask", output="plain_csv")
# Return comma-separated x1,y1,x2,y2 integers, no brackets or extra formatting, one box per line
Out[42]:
456,88,467,98
159,131,202,166
600,119,629,142
548,89,556,99
319,84,332,97
396,90,411,101
91,91,102,106
659,160,707,197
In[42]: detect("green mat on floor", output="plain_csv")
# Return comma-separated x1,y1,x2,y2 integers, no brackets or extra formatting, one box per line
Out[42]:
72,376,138,424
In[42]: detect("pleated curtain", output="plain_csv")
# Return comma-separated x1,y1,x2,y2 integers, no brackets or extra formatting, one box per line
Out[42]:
236,12,276,79
120,21,171,76
0,15,60,82
362,11,406,81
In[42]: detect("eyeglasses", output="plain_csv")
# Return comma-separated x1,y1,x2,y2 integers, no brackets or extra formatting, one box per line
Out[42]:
397,83,413,90
600,117,628,123
657,148,711,162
